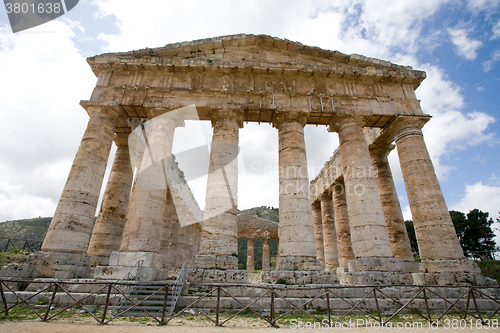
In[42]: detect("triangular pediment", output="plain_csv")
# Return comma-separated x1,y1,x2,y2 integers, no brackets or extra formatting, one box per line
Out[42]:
88,34,425,86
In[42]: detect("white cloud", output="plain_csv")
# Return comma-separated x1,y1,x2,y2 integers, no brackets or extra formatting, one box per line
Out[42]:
492,20,500,39
483,48,500,72
451,181,500,246
415,65,496,179
0,20,96,221
448,28,483,60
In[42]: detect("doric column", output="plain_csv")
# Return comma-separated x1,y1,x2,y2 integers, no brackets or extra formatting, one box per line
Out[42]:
311,201,325,266
160,189,175,265
273,111,321,271
196,109,243,269
369,144,415,266
246,238,255,273
165,210,180,269
87,132,134,265
329,115,393,259
175,226,188,269
119,108,183,255
42,106,124,254
394,125,465,265
320,193,339,271
262,238,270,271
190,223,202,266
332,179,355,268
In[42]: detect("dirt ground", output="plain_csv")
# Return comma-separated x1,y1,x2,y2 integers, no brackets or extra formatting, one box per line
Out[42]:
0,320,495,333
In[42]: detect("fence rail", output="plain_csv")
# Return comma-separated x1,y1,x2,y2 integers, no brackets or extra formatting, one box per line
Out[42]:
0,238,42,253
0,278,499,327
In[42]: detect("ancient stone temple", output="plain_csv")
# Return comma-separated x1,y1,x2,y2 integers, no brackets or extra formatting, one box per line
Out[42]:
3,34,492,286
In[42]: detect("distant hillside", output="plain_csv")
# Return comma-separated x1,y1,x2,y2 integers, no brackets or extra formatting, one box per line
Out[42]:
0,217,51,241
239,206,279,223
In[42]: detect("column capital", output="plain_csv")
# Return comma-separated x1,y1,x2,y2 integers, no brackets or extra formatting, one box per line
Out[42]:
368,143,395,158
327,114,365,133
113,132,130,148
319,192,333,201
211,109,245,128
272,111,308,129
394,126,423,143
80,100,127,124
311,200,321,208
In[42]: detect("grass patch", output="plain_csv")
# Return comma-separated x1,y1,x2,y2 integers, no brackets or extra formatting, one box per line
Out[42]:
0,250,28,267
475,260,500,284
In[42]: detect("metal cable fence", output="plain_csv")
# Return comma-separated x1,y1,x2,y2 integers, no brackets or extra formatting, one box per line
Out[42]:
0,278,498,327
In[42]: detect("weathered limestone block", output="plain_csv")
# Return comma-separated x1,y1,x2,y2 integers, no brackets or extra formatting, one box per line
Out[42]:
329,115,393,259
311,201,325,266
273,111,321,271
331,179,355,269
43,106,124,254
197,109,243,270
88,133,134,266
187,269,249,284
320,193,339,271
369,144,415,267
265,270,339,285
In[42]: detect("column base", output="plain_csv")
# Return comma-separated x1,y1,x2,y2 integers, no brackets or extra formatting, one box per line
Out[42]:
337,257,413,285
412,272,498,286
419,258,481,273
276,256,323,271
194,254,238,270
187,269,249,283
0,251,93,279
89,255,110,267
261,270,339,285
94,251,167,281
413,258,497,286
403,261,420,273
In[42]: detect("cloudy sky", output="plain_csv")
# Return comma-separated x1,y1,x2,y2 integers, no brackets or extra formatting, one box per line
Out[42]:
1,0,499,245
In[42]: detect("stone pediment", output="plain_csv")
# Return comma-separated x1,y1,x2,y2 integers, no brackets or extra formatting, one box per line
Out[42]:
88,34,425,87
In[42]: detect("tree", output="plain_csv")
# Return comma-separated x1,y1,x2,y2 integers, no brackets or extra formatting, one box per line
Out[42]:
404,209,498,261
450,209,497,261
404,220,419,256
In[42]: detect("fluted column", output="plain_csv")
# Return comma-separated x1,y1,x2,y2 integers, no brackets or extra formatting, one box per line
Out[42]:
160,189,175,266
190,224,202,265
329,115,393,259
87,133,134,265
369,145,414,263
197,109,243,269
42,106,124,254
119,108,183,254
175,226,188,269
246,238,255,273
320,193,339,271
332,179,355,268
262,238,270,271
166,210,180,269
394,125,466,266
273,111,322,271
311,201,325,266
